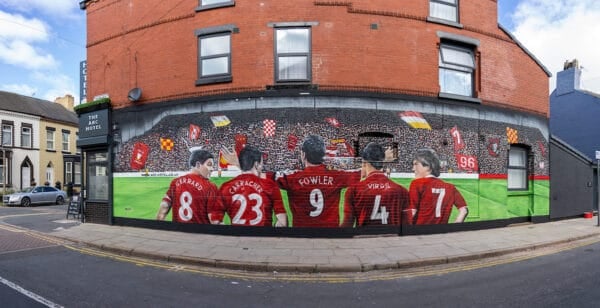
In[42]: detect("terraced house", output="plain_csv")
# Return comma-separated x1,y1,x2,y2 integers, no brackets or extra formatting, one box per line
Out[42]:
77,0,551,234
0,91,80,195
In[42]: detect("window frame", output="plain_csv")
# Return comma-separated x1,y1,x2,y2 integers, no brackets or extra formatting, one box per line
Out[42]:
21,124,32,148
428,0,461,27
65,161,73,184
46,128,55,151
62,130,70,152
195,24,237,86
195,0,235,12
274,26,312,84
507,146,529,191
2,124,13,147
438,41,478,101
74,162,82,185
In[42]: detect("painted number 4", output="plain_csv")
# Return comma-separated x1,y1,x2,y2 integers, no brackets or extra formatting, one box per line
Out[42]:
370,195,389,224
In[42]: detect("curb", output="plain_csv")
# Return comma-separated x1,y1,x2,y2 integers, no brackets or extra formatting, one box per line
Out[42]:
49,231,600,274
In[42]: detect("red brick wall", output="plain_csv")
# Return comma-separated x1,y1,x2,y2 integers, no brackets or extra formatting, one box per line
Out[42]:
84,0,548,116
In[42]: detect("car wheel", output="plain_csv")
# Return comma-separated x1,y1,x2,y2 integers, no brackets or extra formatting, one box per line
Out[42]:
21,197,31,207
56,196,65,205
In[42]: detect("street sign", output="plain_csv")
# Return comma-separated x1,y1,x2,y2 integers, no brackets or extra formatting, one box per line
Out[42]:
596,151,600,160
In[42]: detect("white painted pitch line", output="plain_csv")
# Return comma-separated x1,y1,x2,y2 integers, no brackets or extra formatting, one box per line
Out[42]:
0,275,63,308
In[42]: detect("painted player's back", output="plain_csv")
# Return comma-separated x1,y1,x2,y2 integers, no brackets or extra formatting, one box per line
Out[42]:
277,165,359,227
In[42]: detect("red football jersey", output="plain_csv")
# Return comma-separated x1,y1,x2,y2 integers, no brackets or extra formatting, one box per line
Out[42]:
219,173,286,226
345,171,409,226
276,165,360,227
162,173,223,223
409,176,467,225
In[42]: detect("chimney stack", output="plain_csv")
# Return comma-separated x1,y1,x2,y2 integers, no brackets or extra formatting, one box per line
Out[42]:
556,59,581,96
54,94,75,111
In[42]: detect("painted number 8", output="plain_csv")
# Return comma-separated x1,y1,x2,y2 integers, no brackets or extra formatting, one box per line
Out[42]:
178,191,193,221
309,189,324,217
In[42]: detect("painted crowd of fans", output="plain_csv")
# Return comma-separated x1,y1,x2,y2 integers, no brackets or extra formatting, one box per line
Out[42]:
114,108,548,176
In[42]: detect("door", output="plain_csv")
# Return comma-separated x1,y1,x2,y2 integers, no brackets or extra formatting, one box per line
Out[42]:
21,166,30,189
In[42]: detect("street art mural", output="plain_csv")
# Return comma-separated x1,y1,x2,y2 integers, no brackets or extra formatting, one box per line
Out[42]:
112,106,549,229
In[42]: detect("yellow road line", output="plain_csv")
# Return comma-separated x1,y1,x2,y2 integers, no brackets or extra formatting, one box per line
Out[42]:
0,213,55,219
3,221,600,283
56,235,600,283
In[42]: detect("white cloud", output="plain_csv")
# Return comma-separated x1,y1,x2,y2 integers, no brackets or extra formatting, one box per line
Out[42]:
0,10,49,41
0,40,57,70
0,83,37,97
31,71,77,103
0,10,57,70
0,0,80,18
509,0,600,93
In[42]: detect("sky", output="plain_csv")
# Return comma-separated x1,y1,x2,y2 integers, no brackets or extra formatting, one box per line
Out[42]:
0,0,599,105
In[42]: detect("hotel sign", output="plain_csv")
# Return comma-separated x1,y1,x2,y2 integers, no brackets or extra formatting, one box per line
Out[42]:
79,109,109,139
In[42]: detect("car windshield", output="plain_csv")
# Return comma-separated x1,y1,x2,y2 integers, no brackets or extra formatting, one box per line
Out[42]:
20,187,35,193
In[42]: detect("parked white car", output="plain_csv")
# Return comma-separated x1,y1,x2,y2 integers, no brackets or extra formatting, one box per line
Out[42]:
3,186,67,207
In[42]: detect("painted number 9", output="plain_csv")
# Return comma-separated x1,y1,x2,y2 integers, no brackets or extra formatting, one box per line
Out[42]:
309,189,324,217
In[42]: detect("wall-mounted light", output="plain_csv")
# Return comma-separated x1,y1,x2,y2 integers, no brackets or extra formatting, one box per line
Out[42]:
128,87,142,102
79,0,99,10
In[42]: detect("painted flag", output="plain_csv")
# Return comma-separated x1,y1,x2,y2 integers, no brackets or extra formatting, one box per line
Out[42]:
538,141,546,156
234,134,247,155
160,137,174,151
189,124,201,140
287,134,298,151
210,115,231,127
326,145,338,157
219,150,229,169
399,111,432,130
344,141,355,157
263,119,276,137
325,117,341,128
130,142,149,170
506,127,519,144
450,126,465,152
455,154,478,172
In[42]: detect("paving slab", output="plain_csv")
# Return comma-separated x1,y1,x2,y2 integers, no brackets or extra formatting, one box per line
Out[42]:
42,217,600,273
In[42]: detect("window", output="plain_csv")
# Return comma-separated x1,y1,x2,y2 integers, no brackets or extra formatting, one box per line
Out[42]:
195,25,237,85
508,146,528,190
430,0,458,23
87,152,108,200
65,162,73,184
2,124,13,146
196,0,234,11
62,131,70,152
275,27,311,82
21,126,32,148
74,162,81,185
0,164,4,186
439,43,475,97
46,129,55,150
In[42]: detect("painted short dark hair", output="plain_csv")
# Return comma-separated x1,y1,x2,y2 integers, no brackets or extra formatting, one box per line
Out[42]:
361,142,385,170
301,135,325,165
414,148,441,177
238,146,262,172
189,149,214,168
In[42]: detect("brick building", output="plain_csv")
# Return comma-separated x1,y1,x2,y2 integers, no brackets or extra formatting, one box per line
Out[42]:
78,0,551,234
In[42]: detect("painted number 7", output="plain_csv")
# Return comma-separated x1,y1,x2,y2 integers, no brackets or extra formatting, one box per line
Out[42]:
431,188,446,218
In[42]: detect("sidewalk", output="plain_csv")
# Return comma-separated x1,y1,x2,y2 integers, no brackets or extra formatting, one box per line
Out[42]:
50,218,600,273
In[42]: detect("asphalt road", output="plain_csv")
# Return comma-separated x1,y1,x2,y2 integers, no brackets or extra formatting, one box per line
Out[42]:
2,204,600,307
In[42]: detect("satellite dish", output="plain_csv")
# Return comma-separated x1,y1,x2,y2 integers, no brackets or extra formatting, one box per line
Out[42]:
128,87,142,102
